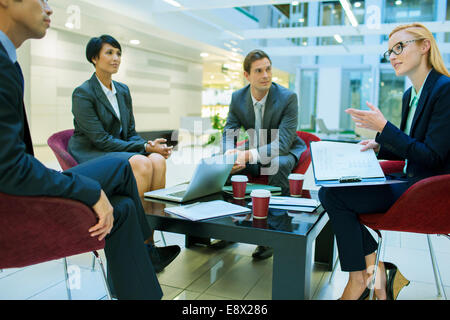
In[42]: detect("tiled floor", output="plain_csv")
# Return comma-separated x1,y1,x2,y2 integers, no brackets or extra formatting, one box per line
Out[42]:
1,145,449,300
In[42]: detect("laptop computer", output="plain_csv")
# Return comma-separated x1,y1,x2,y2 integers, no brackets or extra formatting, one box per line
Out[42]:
144,154,236,203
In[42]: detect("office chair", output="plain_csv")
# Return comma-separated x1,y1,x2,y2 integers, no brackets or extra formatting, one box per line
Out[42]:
329,161,450,300
0,192,111,300
236,131,321,185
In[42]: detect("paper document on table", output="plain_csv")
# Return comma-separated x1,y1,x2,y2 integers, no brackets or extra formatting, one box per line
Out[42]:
268,205,317,213
247,197,320,213
310,141,386,186
269,196,320,207
164,200,250,221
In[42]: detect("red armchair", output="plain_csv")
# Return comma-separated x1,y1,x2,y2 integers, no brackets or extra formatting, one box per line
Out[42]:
236,131,320,185
0,192,111,299
359,166,450,299
47,129,78,171
329,160,450,300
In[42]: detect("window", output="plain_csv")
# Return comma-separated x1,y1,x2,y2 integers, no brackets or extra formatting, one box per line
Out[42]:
318,1,365,45
319,0,365,26
448,0,450,19
288,3,309,46
383,0,436,23
299,70,318,130
340,70,372,131
378,70,404,128
446,0,450,43
318,35,364,46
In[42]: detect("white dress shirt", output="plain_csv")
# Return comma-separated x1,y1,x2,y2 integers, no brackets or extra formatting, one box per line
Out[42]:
96,75,122,133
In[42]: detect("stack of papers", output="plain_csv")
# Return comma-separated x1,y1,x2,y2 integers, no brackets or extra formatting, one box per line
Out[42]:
164,200,251,221
249,196,320,213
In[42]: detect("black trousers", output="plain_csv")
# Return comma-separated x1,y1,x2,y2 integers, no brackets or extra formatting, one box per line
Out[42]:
318,179,409,272
67,153,162,300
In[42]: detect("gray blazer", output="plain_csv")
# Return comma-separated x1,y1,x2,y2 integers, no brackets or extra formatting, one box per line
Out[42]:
68,73,146,163
223,82,306,163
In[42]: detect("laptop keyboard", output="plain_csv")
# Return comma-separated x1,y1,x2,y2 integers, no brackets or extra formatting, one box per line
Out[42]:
167,190,186,198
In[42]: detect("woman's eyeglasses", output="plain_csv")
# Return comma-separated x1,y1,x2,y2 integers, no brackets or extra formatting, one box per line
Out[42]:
383,39,421,61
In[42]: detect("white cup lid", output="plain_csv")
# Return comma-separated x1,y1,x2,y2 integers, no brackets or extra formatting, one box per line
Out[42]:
288,173,305,180
231,175,249,182
250,189,271,198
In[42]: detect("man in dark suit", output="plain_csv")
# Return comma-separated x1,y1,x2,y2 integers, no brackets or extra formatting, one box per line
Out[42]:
0,0,162,300
223,49,306,195
221,50,306,259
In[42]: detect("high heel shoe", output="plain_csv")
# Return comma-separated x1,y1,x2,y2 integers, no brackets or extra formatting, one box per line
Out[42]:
358,288,370,300
384,262,410,300
337,288,370,300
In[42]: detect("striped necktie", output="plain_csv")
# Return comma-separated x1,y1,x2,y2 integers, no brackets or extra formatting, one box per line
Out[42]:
254,102,263,146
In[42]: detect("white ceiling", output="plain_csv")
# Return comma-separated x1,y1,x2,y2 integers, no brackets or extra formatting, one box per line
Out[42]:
78,0,450,73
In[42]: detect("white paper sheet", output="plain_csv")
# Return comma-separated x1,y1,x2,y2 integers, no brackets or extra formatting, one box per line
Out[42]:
164,200,250,221
311,141,385,181
268,196,320,207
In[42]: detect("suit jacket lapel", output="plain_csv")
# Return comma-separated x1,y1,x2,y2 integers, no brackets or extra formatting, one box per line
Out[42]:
262,83,276,130
115,83,129,139
399,89,411,132
0,43,34,155
244,86,255,129
409,69,439,136
89,74,121,122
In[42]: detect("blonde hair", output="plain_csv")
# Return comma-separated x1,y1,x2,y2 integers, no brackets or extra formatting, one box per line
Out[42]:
389,23,450,77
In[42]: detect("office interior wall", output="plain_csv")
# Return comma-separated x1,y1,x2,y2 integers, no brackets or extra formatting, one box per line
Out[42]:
17,0,203,146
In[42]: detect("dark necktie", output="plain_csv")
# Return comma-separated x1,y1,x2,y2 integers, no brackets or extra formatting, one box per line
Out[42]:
14,61,34,155
14,61,24,95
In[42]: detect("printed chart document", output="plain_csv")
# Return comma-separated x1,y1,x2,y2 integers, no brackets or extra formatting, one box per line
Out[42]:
310,141,405,187
164,200,250,221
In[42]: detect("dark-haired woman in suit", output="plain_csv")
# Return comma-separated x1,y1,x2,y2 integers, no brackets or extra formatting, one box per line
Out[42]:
68,35,180,268
319,23,450,300
68,35,172,198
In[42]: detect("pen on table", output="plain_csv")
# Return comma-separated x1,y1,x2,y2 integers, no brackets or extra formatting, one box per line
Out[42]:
183,202,200,209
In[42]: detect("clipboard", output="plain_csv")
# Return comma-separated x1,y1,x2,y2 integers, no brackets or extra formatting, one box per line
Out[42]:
310,141,406,187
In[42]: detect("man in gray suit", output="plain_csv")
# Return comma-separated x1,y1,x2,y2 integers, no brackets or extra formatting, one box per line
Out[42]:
223,49,306,195
221,50,306,259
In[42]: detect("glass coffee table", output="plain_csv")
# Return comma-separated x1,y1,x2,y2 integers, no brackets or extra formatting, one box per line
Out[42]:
142,190,335,300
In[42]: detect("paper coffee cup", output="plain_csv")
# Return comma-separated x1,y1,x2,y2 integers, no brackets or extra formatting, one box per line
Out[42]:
251,189,271,219
252,218,268,229
288,173,305,197
231,175,248,199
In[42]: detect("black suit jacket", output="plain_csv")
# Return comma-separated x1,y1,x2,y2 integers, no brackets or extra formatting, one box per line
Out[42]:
376,69,450,186
68,74,146,163
223,82,306,163
0,43,101,206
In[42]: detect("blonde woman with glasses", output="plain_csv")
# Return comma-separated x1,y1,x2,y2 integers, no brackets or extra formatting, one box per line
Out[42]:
319,23,450,300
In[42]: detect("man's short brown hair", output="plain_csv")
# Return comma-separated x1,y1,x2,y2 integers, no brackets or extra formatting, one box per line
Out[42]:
243,49,272,74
